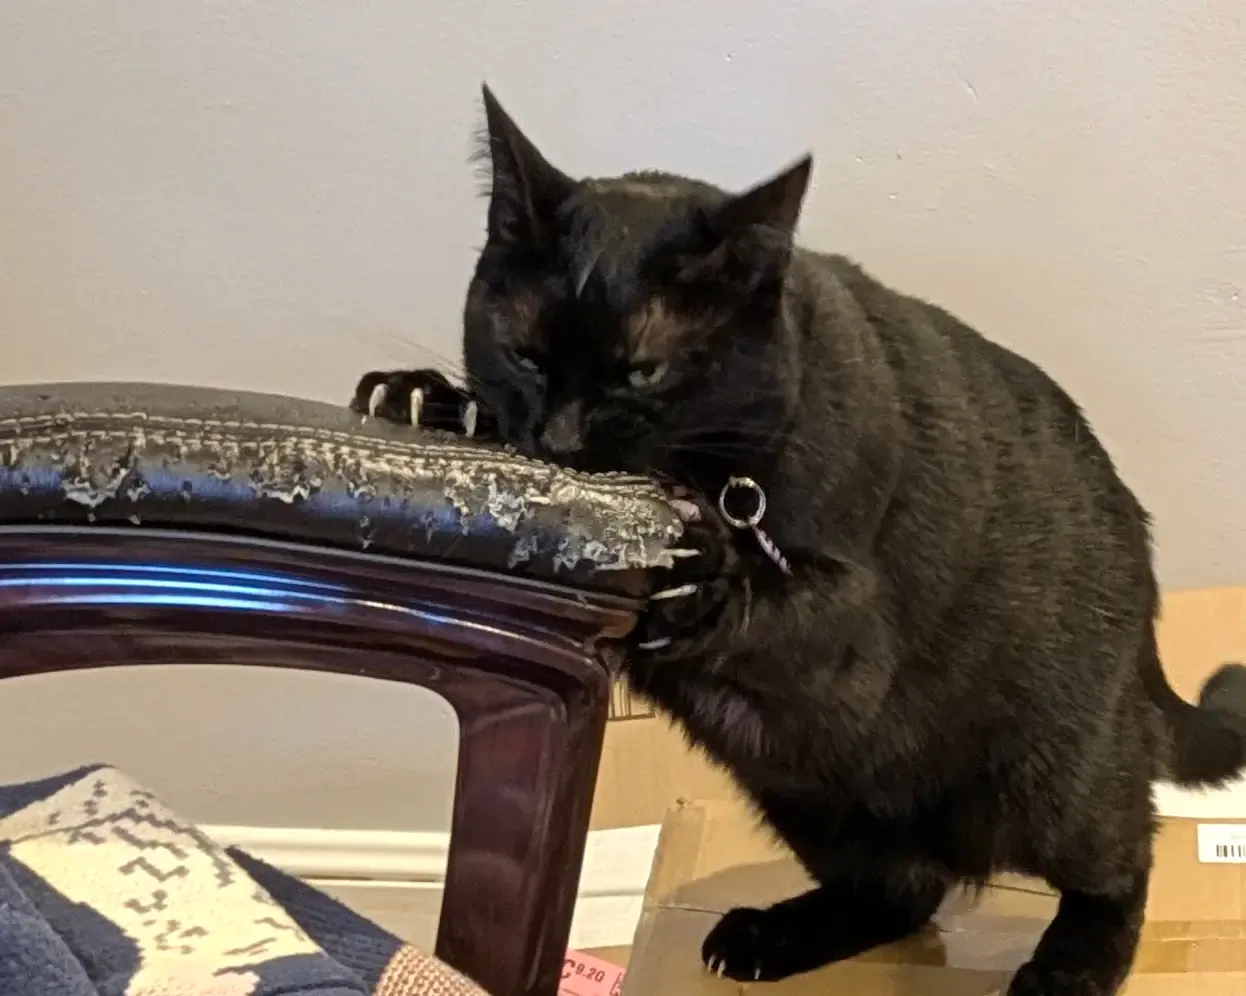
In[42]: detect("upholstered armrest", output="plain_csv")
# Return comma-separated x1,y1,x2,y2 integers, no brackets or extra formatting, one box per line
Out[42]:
0,382,684,597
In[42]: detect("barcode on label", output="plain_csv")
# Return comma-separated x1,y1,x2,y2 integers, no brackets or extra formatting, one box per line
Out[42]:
1196,824,1246,864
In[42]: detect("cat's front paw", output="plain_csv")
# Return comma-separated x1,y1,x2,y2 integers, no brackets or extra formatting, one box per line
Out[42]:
632,488,740,661
351,369,481,435
701,906,805,983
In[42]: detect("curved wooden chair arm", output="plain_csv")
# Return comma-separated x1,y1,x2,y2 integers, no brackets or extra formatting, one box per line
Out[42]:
0,382,680,996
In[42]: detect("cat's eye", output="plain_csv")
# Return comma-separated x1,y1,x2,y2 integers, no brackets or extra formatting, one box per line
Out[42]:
627,361,668,390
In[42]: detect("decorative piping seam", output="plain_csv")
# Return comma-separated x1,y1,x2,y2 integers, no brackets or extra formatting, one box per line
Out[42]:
0,411,651,484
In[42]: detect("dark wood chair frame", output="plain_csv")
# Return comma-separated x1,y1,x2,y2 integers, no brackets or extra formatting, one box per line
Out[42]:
0,524,637,996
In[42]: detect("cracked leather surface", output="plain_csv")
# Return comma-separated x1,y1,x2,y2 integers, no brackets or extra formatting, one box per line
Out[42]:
0,383,685,596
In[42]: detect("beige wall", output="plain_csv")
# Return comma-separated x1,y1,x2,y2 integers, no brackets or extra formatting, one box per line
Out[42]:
0,666,459,832
0,2,1242,832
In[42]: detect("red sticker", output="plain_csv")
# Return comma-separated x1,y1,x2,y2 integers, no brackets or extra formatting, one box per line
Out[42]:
559,949,625,996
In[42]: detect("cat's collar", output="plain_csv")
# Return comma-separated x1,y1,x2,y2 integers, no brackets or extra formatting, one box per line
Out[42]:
718,476,792,576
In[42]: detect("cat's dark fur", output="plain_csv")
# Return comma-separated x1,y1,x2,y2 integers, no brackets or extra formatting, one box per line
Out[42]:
354,87,1246,995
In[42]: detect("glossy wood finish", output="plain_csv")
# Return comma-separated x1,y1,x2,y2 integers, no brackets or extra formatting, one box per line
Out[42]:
0,526,638,996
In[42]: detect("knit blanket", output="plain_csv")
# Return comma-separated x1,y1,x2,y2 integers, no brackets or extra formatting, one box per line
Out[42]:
0,765,487,996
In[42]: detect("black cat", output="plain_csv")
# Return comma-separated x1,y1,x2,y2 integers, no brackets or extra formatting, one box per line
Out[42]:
354,87,1246,995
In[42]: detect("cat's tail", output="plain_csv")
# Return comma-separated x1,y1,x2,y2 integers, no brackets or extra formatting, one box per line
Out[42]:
1155,660,1246,787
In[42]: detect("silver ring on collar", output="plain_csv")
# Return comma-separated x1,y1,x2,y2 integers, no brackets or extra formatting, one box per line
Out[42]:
718,476,767,530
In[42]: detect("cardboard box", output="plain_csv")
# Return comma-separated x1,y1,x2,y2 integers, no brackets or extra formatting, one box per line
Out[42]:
591,708,740,830
622,800,1246,995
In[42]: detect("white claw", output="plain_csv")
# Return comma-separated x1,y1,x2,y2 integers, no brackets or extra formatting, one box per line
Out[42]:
670,498,702,522
637,637,672,651
753,967,761,981
409,387,424,426
717,962,727,979
463,400,479,438
367,383,388,417
651,582,698,601
704,958,718,976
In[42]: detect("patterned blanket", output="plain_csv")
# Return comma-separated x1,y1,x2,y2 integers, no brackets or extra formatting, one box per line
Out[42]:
0,765,487,996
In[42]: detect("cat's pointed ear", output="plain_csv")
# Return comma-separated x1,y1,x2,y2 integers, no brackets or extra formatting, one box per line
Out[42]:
673,156,812,294
478,84,573,246
712,155,812,236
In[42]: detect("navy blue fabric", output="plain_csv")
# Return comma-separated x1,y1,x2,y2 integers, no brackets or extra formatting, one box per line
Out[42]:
0,766,375,996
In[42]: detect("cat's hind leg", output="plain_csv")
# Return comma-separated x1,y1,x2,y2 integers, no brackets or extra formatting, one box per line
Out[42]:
1006,754,1155,996
1007,855,1149,996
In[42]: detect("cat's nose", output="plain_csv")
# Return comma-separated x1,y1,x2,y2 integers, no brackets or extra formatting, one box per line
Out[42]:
539,401,585,456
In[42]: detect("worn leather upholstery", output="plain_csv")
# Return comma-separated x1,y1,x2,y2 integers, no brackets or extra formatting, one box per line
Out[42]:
0,383,684,596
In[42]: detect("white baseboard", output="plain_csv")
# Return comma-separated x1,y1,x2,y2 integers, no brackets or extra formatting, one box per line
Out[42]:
203,822,662,951
204,779,1246,884
201,779,1245,950
202,824,454,882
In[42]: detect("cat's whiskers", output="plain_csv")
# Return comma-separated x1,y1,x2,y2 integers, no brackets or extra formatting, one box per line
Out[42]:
358,333,484,391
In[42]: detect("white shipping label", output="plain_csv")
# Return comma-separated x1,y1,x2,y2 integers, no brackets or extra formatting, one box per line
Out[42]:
1196,823,1246,863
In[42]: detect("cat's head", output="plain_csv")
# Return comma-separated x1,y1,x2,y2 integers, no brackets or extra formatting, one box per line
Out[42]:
463,86,811,492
